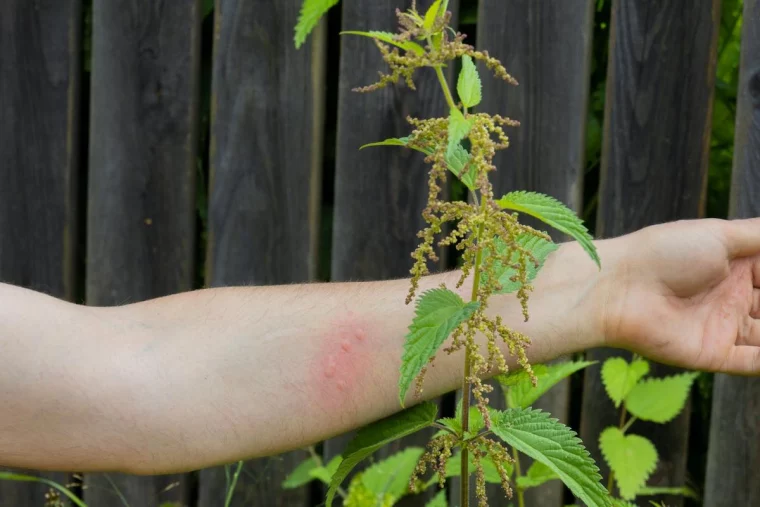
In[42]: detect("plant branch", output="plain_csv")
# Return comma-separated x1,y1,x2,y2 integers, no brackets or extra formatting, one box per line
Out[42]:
512,447,525,507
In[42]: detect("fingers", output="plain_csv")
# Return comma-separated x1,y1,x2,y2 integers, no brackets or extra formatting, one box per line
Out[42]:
719,346,760,375
722,217,760,258
753,289,760,319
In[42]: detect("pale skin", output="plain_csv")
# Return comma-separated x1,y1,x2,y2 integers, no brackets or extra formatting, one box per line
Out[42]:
1,218,759,476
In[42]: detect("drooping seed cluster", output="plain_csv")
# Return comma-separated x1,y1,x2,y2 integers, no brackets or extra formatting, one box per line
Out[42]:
354,4,549,505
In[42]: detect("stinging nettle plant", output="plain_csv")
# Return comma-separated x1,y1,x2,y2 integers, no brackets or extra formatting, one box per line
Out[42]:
294,1,609,506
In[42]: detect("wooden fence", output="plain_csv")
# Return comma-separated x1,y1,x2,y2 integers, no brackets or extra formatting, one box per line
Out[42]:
0,0,758,506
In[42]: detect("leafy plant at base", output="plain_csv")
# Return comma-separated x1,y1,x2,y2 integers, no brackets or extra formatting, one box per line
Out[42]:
296,2,607,506
599,355,699,502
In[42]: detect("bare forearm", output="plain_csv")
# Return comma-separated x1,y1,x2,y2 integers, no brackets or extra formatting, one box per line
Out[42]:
0,240,618,474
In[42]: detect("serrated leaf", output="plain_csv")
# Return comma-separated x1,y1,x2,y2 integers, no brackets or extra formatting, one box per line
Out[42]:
491,408,611,507
359,136,477,190
426,489,447,507
447,108,474,160
445,143,477,190
599,427,658,500
457,55,482,108
282,456,318,489
516,461,559,489
309,455,342,485
399,288,480,405
423,0,443,29
483,233,559,295
294,0,340,48
340,31,425,55
360,137,411,150
361,447,424,499
625,373,698,423
437,417,462,435
601,358,650,408
500,361,596,409
497,191,600,268
326,402,437,507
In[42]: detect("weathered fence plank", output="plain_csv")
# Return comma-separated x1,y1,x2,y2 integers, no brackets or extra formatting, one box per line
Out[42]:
580,0,720,505
83,0,201,505
476,1,595,505
197,0,326,505
704,1,760,504
326,3,457,502
0,0,82,504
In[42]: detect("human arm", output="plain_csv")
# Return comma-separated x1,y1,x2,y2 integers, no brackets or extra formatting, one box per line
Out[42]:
0,217,758,474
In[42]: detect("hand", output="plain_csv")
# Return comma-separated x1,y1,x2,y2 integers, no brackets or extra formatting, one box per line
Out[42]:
601,218,760,374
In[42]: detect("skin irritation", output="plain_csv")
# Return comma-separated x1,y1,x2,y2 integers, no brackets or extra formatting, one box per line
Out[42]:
312,311,376,411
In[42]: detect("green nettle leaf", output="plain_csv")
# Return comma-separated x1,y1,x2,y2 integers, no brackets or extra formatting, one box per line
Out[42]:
361,447,425,499
294,0,340,48
326,402,438,507
491,408,611,507
282,456,318,488
360,137,411,150
436,417,462,435
426,489,448,507
601,358,650,408
457,55,482,108
599,427,658,500
447,108,474,159
360,135,477,190
625,372,699,423
340,31,425,55
309,455,342,485
483,233,559,296
636,485,699,499
516,461,560,489
423,0,443,29
496,191,600,267
501,361,596,409
399,288,480,405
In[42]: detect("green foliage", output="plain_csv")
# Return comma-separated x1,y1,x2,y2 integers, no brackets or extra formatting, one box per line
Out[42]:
360,136,477,190
497,191,600,267
457,55,482,108
341,31,425,55
498,360,595,409
601,357,650,408
625,373,699,424
426,489,448,507
360,447,425,500
443,450,512,483
282,456,319,488
424,0,442,28
326,402,438,507
399,288,480,405
447,107,474,159
516,461,560,490
599,427,658,500
636,486,698,500
294,0,340,48
310,455,343,485
483,233,559,296
0,472,87,507
491,408,611,507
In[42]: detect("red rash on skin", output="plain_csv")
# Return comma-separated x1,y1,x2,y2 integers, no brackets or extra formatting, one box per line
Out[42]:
310,312,375,412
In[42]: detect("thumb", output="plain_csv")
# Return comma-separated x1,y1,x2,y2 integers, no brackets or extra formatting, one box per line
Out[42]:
721,217,760,258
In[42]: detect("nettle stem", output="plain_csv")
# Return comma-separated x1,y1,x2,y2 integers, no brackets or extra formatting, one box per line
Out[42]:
460,198,488,507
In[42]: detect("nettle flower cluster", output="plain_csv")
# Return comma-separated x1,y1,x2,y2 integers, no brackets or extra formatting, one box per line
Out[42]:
309,2,604,507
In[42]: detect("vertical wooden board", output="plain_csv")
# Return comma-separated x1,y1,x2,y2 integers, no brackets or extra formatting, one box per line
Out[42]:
0,0,81,505
83,0,201,505
327,2,457,499
704,1,760,504
473,1,595,505
580,1,719,505
197,0,326,505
